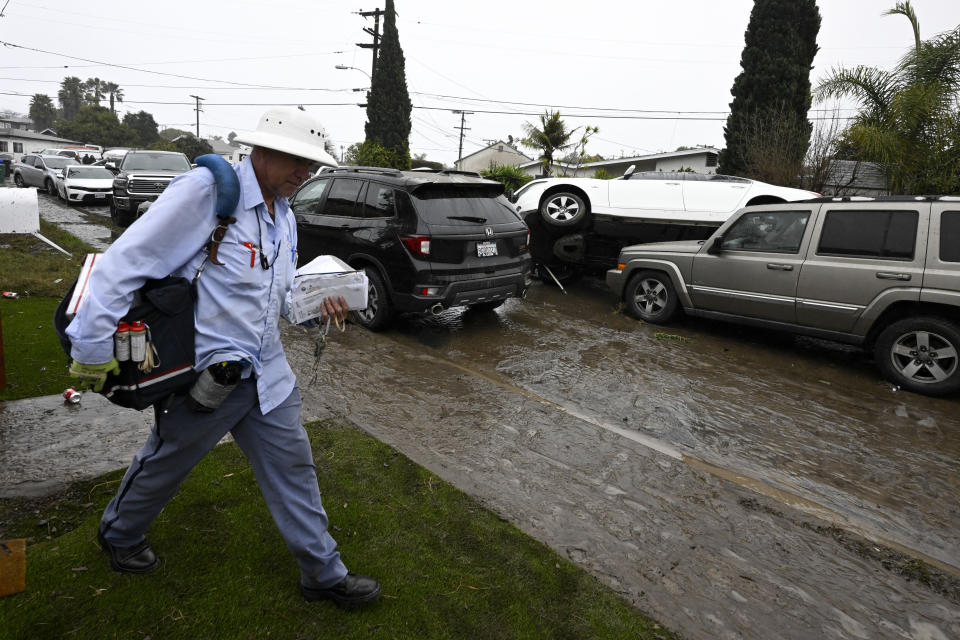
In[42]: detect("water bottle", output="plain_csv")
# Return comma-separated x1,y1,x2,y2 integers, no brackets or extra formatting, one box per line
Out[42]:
186,361,244,413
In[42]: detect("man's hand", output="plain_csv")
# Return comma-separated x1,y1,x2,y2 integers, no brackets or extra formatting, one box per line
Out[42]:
68,359,121,392
319,296,348,326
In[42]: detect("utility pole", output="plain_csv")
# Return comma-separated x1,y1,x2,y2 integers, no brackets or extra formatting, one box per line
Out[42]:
189,95,204,139
453,110,472,169
356,8,384,79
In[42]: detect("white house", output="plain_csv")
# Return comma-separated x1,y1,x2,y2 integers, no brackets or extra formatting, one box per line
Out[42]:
454,140,531,173
518,147,721,179
0,129,80,163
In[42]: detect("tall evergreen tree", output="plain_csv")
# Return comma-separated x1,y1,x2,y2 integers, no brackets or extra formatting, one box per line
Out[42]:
364,0,412,169
28,94,58,131
57,76,85,121
720,0,821,179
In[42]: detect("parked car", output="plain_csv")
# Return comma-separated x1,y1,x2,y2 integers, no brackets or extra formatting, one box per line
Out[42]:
607,196,960,396
289,166,533,330
512,168,819,275
109,150,192,227
12,154,79,194
55,165,115,204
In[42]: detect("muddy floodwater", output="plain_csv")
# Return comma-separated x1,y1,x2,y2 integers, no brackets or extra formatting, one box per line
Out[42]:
285,278,960,640
25,191,960,639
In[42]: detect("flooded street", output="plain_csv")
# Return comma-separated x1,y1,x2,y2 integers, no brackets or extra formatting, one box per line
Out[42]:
32,190,960,639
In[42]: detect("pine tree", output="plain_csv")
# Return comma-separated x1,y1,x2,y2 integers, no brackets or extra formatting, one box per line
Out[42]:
364,0,412,169
720,0,821,180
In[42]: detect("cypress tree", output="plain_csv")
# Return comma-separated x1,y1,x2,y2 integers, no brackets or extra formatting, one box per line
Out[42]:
720,0,821,179
364,0,412,169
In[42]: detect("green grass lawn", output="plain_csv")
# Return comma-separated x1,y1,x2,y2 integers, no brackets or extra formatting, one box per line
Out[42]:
0,219,98,400
0,420,678,640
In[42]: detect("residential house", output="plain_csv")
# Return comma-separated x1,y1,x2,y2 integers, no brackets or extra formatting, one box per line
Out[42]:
0,129,80,163
821,160,889,197
0,115,34,131
454,140,531,173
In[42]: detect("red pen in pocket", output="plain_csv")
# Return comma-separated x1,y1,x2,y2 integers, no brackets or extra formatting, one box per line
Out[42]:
242,241,256,268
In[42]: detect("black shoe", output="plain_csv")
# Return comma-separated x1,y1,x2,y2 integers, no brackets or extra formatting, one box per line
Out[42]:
97,529,159,574
301,572,381,609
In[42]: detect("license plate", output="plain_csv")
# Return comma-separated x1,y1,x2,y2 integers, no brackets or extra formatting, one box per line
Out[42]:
95,193,106,198
477,241,498,257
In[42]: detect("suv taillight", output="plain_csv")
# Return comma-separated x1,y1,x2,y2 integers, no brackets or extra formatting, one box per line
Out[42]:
401,235,431,257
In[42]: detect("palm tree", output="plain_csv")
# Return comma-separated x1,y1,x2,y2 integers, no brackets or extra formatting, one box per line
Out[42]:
814,1,960,194
57,76,84,120
521,110,578,177
83,77,105,105
103,82,124,114
29,94,58,131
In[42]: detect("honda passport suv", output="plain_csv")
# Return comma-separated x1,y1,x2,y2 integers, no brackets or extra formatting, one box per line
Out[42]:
607,196,960,396
109,150,191,227
289,166,532,330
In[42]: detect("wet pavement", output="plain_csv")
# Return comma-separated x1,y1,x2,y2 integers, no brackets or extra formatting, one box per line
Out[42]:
7,190,960,639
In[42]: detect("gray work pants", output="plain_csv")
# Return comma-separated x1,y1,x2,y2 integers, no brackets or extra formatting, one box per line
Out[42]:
99,380,348,588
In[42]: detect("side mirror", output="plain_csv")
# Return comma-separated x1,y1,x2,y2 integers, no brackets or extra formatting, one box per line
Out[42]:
707,236,724,255
105,162,117,172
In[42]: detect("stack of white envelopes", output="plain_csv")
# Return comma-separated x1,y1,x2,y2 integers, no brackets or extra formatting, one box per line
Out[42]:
288,255,369,324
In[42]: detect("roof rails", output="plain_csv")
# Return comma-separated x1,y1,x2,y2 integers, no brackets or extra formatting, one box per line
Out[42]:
409,168,484,178
324,166,403,177
804,195,960,203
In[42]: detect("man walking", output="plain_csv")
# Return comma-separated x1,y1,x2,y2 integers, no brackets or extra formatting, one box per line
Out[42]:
65,107,380,609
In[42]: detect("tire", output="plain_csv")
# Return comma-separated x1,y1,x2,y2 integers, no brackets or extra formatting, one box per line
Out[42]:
45,179,57,196
539,190,588,229
624,270,679,324
873,316,960,396
468,300,504,313
110,200,135,227
14,173,24,188
351,267,393,331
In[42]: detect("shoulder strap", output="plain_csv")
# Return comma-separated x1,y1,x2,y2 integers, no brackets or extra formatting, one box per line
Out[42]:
193,154,241,266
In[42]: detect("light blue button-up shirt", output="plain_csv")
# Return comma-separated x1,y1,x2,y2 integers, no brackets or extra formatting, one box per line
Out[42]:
66,157,299,414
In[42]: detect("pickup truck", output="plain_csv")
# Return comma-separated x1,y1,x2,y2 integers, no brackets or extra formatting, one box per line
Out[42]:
12,154,79,195
108,150,192,226
607,196,960,396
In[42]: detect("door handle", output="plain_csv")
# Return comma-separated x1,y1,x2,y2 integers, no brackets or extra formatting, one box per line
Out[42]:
766,263,794,271
665,182,680,185
876,272,911,281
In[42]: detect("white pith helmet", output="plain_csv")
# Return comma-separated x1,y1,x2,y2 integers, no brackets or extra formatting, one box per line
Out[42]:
235,107,338,167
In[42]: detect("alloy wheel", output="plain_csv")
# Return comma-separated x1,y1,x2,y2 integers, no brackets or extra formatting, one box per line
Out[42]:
888,329,958,385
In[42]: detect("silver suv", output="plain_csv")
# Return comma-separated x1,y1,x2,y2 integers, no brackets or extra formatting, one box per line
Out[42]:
607,196,960,396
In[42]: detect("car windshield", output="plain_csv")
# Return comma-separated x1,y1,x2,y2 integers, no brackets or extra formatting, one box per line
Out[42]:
122,153,191,171
43,157,78,169
67,167,114,179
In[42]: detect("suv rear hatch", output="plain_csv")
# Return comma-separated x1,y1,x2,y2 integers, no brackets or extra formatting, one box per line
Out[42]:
404,182,529,270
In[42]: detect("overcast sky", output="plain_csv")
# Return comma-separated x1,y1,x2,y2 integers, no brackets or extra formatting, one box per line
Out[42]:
0,0,957,166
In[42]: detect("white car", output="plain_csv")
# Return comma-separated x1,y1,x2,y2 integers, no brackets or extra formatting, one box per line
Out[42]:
55,165,115,204
511,168,820,273
514,169,819,229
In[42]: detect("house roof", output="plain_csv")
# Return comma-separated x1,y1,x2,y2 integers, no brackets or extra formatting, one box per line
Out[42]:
826,160,888,191
0,129,77,144
204,138,234,155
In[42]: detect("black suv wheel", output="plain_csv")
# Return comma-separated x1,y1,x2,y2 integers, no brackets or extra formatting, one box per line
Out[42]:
874,316,960,396
625,270,679,324
351,268,394,331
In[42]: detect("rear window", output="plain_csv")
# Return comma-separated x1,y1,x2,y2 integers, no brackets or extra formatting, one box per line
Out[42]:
942,211,960,262
410,188,520,225
817,210,918,260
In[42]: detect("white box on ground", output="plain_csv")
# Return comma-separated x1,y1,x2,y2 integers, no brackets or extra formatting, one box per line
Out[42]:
289,255,368,324
65,253,103,320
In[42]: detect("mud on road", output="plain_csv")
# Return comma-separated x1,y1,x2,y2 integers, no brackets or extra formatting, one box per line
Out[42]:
22,191,960,639
284,278,960,640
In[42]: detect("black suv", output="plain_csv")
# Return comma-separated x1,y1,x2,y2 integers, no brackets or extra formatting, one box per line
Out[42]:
290,166,532,330
109,150,192,227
